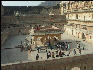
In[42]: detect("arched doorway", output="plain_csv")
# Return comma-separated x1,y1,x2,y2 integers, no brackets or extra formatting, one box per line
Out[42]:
78,32,80,38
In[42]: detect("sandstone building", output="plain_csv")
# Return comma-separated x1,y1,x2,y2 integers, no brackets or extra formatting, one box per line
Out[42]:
60,1,93,44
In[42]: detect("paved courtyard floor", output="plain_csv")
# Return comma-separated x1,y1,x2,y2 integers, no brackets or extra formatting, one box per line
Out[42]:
1,35,28,64
1,32,93,64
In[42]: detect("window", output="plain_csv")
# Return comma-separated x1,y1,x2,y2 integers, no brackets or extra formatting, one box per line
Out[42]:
84,66,87,70
90,36,92,39
76,14,78,19
84,16,85,21
68,14,69,19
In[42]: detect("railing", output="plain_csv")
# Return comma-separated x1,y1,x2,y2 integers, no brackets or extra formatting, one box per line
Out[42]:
67,19,93,22
33,31,63,35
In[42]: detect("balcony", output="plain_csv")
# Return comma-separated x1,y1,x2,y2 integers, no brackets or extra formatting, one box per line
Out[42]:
65,7,93,13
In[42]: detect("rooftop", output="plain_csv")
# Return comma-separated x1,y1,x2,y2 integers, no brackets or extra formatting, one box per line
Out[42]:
31,26,62,35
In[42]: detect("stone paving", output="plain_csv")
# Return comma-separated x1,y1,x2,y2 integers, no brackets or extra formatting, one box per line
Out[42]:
1,35,28,64
1,32,93,64
28,32,93,61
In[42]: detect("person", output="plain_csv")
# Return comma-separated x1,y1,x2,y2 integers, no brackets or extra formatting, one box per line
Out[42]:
47,52,49,59
21,41,22,45
59,50,62,57
61,51,65,56
21,45,24,52
50,46,53,50
78,44,80,49
77,43,79,49
83,47,84,50
27,45,29,50
67,50,70,56
48,51,51,57
37,48,39,53
67,43,70,50
46,49,47,52
65,45,68,51
30,46,32,53
65,42,68,51
79,48,81,54
52,52,55,58
36,54,39,60
73,49,76,55
56,50,59,57
26,43,28,46
63,42,65,49
59,45,61,50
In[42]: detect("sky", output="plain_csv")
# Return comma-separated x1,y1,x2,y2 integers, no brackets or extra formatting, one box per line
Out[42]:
2,1,45,6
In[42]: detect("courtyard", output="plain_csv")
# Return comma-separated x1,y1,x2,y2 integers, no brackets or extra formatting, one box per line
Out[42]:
1,31,93,64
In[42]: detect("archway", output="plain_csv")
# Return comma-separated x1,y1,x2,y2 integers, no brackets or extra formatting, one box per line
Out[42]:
71,67,80,70
82,33,86,39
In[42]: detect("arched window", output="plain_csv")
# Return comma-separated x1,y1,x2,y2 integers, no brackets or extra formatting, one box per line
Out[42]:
84,66,87,70
71,67,80,70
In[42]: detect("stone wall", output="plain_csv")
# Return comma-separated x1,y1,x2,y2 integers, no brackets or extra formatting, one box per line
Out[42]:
10,27,31,35
1,29,10,46
1,14,66,46
1,15,66,25
1,27,31,46
1,54,93,70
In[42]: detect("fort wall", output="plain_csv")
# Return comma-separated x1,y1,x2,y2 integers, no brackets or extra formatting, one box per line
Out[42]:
1,16,18,24
1,15,66,24
1,54,93,70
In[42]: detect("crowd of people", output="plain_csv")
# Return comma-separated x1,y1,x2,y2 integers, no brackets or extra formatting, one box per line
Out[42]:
16,40,32,52
46,50,67,59
55,42,70,51
35,42,85,60
35,50,67,60
16,39,84,61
